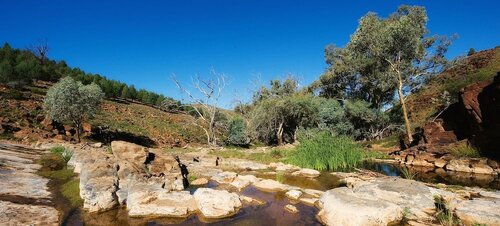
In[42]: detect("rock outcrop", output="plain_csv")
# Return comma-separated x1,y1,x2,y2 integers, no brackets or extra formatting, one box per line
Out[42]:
0,143,60,225
318,175,500,226
393,72,500,174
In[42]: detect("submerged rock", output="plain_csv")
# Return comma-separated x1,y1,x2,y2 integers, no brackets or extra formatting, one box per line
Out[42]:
253,179,288,192
193,188,242,218
285,204,299,213
291,168,320,178
127,189,196,217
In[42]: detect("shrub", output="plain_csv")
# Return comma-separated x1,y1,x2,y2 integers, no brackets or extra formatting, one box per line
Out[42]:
226,117,250,147
287,131,365,171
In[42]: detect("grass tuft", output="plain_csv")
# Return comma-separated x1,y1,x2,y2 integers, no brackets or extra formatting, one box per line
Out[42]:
401,167,418,180
449,143,480,158
287,132,365,171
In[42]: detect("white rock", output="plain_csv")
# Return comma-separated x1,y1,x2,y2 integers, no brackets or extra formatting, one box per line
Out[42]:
193,188,242,218
211,171,237,184
285,204,299,213
285,190,303,200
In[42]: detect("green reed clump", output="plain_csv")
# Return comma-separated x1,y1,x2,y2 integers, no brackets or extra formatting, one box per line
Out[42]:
287,132,364,171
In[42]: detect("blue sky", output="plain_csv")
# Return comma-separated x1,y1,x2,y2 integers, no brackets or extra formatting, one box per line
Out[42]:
1,0,499,108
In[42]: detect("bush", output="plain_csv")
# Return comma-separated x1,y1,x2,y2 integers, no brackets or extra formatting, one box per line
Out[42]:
287,131,365,171
226,117,250,147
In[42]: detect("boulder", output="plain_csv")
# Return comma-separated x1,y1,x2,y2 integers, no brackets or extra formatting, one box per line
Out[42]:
229,177,251,190
318,177,438,225
285,204,299,213
285,190,303,200
291,168,321,178
434,158,447,168
446,159,473,173
79,160,119,212
470,158,496,175
211,171,237,184
193,188,242,218
111,141,149,171
422,121,457,145
318,187,402,226
459,73,500,159
455,199,500,226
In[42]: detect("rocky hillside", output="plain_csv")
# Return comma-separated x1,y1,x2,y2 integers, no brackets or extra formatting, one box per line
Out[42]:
0,81,204,147
407,46,500,126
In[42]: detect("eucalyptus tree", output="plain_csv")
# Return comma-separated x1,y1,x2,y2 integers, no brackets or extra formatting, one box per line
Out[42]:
43,77,104,142
320,5,453,142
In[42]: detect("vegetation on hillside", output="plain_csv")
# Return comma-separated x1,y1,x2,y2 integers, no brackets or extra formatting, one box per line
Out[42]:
0,42,182,109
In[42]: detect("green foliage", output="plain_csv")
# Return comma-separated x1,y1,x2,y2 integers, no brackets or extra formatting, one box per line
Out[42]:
43,77,104,141
287,131,365,171
226,117,250,147
467,48,476,56
450,143,480,158
434,195,461,226
49,146,73,164
401,207,411,225
61,179,83,207
400,167,418,180
50,146,66,154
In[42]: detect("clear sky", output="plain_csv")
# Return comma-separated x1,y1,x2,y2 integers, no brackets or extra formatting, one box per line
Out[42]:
1,0,499,108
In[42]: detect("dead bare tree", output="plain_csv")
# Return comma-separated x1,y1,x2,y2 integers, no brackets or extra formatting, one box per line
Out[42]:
171,70,227,147
29,39,49,64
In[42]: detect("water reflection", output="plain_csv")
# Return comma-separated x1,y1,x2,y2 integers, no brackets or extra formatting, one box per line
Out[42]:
363,161,500,190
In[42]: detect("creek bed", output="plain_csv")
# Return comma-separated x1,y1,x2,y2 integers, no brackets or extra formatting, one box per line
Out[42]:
59,184,321,226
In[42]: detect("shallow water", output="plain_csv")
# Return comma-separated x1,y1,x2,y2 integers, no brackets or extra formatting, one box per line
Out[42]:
63,185,321,226
363,161,500,190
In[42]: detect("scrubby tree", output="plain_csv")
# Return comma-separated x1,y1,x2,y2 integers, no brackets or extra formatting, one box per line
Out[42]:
43,77,104,142
226,117,250,147
467,48,476,56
